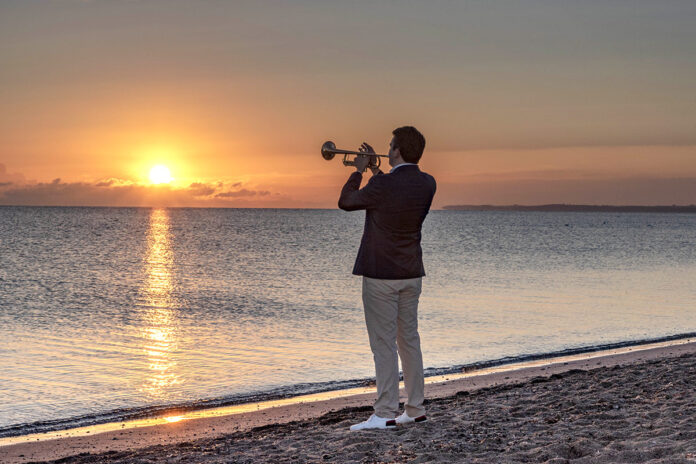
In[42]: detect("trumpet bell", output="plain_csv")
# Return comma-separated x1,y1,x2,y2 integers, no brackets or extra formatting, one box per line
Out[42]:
321,141,337,161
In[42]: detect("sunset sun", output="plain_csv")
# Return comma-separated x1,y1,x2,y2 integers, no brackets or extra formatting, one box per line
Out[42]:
149,165,173,184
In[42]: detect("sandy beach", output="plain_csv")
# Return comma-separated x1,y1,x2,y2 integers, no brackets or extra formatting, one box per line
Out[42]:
1,339,694,463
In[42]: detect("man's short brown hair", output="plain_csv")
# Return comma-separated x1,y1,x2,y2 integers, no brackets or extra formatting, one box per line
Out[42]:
392,126,426,164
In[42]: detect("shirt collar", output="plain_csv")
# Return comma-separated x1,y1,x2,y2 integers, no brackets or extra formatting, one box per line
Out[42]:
389,162,417,173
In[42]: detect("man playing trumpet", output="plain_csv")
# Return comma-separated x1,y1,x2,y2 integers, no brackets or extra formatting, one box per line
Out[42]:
338,126,437,430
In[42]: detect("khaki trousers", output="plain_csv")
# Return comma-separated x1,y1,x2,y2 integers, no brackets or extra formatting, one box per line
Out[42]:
362,276,425,418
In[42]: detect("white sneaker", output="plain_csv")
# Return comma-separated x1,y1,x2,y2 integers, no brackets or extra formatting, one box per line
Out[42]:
395,411,427,425
349,414,397,431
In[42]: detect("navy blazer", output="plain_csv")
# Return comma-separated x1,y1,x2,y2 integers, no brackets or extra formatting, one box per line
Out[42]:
338,165,437,279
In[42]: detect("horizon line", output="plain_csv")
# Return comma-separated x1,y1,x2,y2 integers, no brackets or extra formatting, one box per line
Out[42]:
2,203,696,211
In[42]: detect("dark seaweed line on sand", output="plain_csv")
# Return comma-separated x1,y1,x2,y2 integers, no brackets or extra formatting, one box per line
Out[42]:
1,331,694,439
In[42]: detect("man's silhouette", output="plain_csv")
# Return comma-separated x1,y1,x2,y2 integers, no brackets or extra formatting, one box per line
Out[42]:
338,126,436,430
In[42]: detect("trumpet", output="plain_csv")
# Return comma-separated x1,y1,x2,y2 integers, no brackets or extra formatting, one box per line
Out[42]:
321,141,388,170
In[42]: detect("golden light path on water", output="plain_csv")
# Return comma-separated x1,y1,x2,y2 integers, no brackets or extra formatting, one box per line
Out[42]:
1,337,693,447
139,208,180,400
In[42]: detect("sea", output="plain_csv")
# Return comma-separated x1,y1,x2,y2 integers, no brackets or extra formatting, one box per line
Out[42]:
1,206,695,437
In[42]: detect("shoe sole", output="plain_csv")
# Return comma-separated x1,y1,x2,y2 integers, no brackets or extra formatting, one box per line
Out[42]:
391,415,427,426
350,425,397,431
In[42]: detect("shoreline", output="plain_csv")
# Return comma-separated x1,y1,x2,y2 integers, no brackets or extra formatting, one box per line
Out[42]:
1,337,695,463
442,204,696,213
1,331,694,441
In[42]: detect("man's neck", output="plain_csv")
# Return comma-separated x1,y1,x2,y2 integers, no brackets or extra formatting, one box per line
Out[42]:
389,162,416,173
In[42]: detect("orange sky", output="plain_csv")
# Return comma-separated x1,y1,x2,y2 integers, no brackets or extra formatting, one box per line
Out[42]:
1,1,695,208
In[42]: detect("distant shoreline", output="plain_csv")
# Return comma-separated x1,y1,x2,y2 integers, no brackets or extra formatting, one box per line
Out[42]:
442,204,696,213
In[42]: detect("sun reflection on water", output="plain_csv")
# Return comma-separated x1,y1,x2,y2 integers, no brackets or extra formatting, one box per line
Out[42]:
138,208,181,399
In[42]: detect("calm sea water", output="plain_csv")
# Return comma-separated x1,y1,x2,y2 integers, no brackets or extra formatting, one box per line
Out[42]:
1,207,695,434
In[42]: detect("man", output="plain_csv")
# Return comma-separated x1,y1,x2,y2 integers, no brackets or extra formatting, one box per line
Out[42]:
338,126,436,431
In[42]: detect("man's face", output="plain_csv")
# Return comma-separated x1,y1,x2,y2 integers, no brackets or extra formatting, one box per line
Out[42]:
388,137,400,167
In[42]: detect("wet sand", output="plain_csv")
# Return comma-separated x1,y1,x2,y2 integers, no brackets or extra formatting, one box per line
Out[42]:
1,340,695,463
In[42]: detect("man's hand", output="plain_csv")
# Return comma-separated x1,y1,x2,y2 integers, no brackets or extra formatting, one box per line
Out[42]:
355,142,378,174
354,154,371,173
370,165,382,176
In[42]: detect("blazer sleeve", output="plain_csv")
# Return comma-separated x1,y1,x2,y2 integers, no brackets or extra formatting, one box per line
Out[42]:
338,172,384,211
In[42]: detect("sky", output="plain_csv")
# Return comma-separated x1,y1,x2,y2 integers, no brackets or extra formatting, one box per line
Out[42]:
1,0,695,208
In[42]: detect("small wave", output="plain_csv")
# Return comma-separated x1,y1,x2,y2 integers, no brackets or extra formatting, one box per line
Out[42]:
1,331,694,439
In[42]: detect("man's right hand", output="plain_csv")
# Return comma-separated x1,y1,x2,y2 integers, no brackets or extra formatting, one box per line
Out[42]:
354,154,370,173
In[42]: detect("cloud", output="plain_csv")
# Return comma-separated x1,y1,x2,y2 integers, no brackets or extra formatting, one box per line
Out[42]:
186,182,271,198
456,169,608,181
435,176,696,207
0,176,282,207
94,178,136,188
188,182,216,197
3,165,694,209
215,188,270,198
